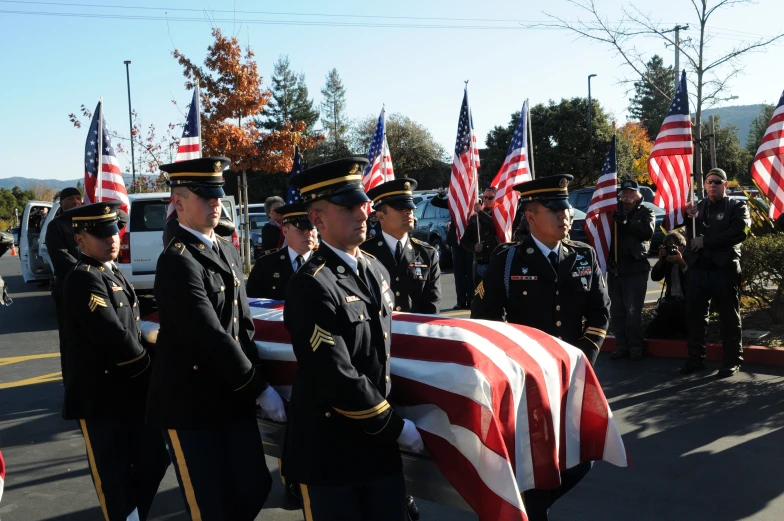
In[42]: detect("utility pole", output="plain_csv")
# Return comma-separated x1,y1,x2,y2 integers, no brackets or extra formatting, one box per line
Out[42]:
587,74,598,180
123,60,136,192
709,115,717,170
670,25,689,91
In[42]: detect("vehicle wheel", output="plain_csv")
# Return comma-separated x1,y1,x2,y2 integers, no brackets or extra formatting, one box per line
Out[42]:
430,236,451,269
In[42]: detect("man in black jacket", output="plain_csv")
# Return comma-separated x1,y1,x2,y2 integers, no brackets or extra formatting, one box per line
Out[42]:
645,231,689,340
44,187,82,376
247,201,318,300
62,201,169,521
260,195,285,251
431,191,473,309
460,187,501,286
284,157,424,521
363,178,441,314
608,180,656,361
681,168,751,377
149,157,285,520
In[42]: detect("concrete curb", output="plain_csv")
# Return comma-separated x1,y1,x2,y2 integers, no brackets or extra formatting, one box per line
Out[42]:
601,337,784,366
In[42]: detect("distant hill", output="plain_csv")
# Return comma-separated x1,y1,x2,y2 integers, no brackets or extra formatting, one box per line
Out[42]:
700,104,765,146
0,177,82,191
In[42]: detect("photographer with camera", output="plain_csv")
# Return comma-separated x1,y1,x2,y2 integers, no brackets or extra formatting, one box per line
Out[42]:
645,231,689,340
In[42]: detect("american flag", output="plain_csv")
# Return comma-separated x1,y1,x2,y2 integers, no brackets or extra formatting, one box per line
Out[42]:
449,89,481,240
648,70,693,230
363,108,395,192
84,100,129,214
0,448,4,503
286,145,305,204
175,87,201,162
142,302,628,521
750,90,784,220
585,135,618,276
491,101,532,242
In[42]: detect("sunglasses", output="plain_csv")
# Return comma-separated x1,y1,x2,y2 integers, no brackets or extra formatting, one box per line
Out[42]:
705,179,725,185
483,196,495,201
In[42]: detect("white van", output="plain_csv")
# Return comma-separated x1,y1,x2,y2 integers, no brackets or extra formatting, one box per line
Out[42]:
18,200,54,283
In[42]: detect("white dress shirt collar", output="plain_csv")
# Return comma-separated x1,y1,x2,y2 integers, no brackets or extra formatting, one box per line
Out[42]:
382,231,408,257
530,234,561,259
288,247,313,271
179,224,215,249
321,241,364,275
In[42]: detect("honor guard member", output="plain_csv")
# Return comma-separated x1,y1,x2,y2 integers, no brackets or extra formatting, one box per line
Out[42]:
44,186,83,377
471,174,610,521
363,178,441,314
284,158,425,521
148,157,286,521
247,201,318,300
62,201,170,521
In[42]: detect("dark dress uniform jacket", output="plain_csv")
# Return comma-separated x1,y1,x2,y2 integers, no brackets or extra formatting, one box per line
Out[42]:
45,214,80,295
361,235,441,314
685,196,750,269
62,254,150,420
147,225,266,429
471,236,611,357
283,245,404,486
246,247,294,300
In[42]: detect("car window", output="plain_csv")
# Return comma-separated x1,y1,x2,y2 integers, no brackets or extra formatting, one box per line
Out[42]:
576,192,592,209
423,202,437,219
414,203,427,220
130,200,169,232
248,214,269,229
437,206,451,219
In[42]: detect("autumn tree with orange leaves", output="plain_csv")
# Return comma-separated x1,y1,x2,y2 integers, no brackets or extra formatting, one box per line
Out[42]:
616,122,654,185
173,28,319,173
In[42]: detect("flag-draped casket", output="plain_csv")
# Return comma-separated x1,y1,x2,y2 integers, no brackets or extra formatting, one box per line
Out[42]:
142,299,627,521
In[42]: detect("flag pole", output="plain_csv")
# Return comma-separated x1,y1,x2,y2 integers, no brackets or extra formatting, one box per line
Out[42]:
381,105,387,182
612,121,618,266
526,99,536,179
465,82,481,242
96,98,104,203
195,83,202,159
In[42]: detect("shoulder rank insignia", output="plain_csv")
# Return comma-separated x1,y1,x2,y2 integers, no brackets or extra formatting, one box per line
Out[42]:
88,294,107,312
410,237,434,249
475,280,485,299
310,324,335,352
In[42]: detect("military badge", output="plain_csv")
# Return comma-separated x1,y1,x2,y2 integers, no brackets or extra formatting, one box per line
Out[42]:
415,267,422,278
521,267,529,274
273,272,280,278
526,248,535,254
716,213,725,220
197,243,205,250
213,161,222,172
103,206,111,214
345,295,360,303
337,266,345,274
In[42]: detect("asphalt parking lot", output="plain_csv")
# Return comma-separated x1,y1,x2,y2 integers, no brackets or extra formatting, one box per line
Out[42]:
2,253,784,521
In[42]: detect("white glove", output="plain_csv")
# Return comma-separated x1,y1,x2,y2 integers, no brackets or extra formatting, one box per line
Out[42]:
256,386,287,422
397,419,424,454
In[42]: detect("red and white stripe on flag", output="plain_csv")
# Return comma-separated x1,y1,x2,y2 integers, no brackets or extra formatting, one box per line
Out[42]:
363,109,395,192
449,89,481,241
585,135,618,276
649,71,693,231
0,448,5,503
142,301,628,521
491,102,532,242
83,101,129,216
751,90,784,220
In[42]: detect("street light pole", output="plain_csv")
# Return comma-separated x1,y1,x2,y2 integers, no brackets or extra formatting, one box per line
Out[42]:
123,60,136,191
588,74,598,181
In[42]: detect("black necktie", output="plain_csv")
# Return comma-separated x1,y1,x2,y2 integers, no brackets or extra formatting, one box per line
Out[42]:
548,251,559,272
295,255,304,270
357,258,379,306
394,241,403,265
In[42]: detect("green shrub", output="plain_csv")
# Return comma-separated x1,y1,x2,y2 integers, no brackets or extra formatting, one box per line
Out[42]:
740,234,784,318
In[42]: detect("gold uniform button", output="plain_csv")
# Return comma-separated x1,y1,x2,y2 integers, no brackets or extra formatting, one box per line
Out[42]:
233,317,238,323
395,291,400,296
555,290,559,296
378,311,382,317
104,369,109,374
220,285,225,292
523,291,528,296
385,376,390,382
193,365,199,371
132,302,137,308
556,305,561,311
272,286,276,290
395,277,399,281
234,335,239,341
136,316,140,321
325,412,331,418
395,306,401,311
383,332,388,339
386,353,390,360
118,302,123,307
556,321,562,327
234,300,238,306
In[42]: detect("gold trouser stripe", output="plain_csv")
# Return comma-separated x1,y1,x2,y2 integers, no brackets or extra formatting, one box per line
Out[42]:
168,429,203,521
301,484,314,521
79,419,110,521
277,458,286,485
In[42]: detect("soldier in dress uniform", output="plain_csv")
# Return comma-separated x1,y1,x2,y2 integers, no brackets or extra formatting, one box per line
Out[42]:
284,157,425,521
362,178,441,314
147,157,286,521
470,174,610,521
247,201,318,300
62,201,170,521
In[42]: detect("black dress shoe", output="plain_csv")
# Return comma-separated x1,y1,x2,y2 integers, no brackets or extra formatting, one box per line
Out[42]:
284,482,303,507
680,358,706,375
453,303,465,311
718,364,740,378
406,495,420,521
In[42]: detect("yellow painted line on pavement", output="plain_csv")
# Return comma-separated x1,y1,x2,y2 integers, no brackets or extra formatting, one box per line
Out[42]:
0,353,60,367
0,371,62,389
441,310,470,317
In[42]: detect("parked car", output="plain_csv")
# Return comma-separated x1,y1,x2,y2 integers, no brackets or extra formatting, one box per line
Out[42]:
17,201,54,283
7,226,19,246
113,193,237,296
568,185,655,212
411,195,451,265
244,212,272,260
569,202,666,252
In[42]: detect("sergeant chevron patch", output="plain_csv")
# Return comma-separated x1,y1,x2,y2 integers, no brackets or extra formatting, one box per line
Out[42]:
310,324,335,352
88,294,107,312
475,281,485,299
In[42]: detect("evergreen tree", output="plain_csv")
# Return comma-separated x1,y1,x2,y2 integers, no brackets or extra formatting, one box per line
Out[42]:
320,68,349,155
262,55,319,133
746,103,776,155
629,55,675,139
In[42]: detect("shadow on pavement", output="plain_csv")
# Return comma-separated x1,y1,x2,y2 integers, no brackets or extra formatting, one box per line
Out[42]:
0,274,58,334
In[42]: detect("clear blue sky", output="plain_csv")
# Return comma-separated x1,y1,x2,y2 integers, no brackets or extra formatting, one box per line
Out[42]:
2,0,783,181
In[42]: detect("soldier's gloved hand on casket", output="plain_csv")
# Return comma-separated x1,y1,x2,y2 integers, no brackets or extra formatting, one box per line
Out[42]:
397,419,425,454
256,386,287,422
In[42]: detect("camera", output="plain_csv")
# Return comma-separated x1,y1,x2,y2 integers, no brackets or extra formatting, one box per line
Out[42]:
667,245,679,256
